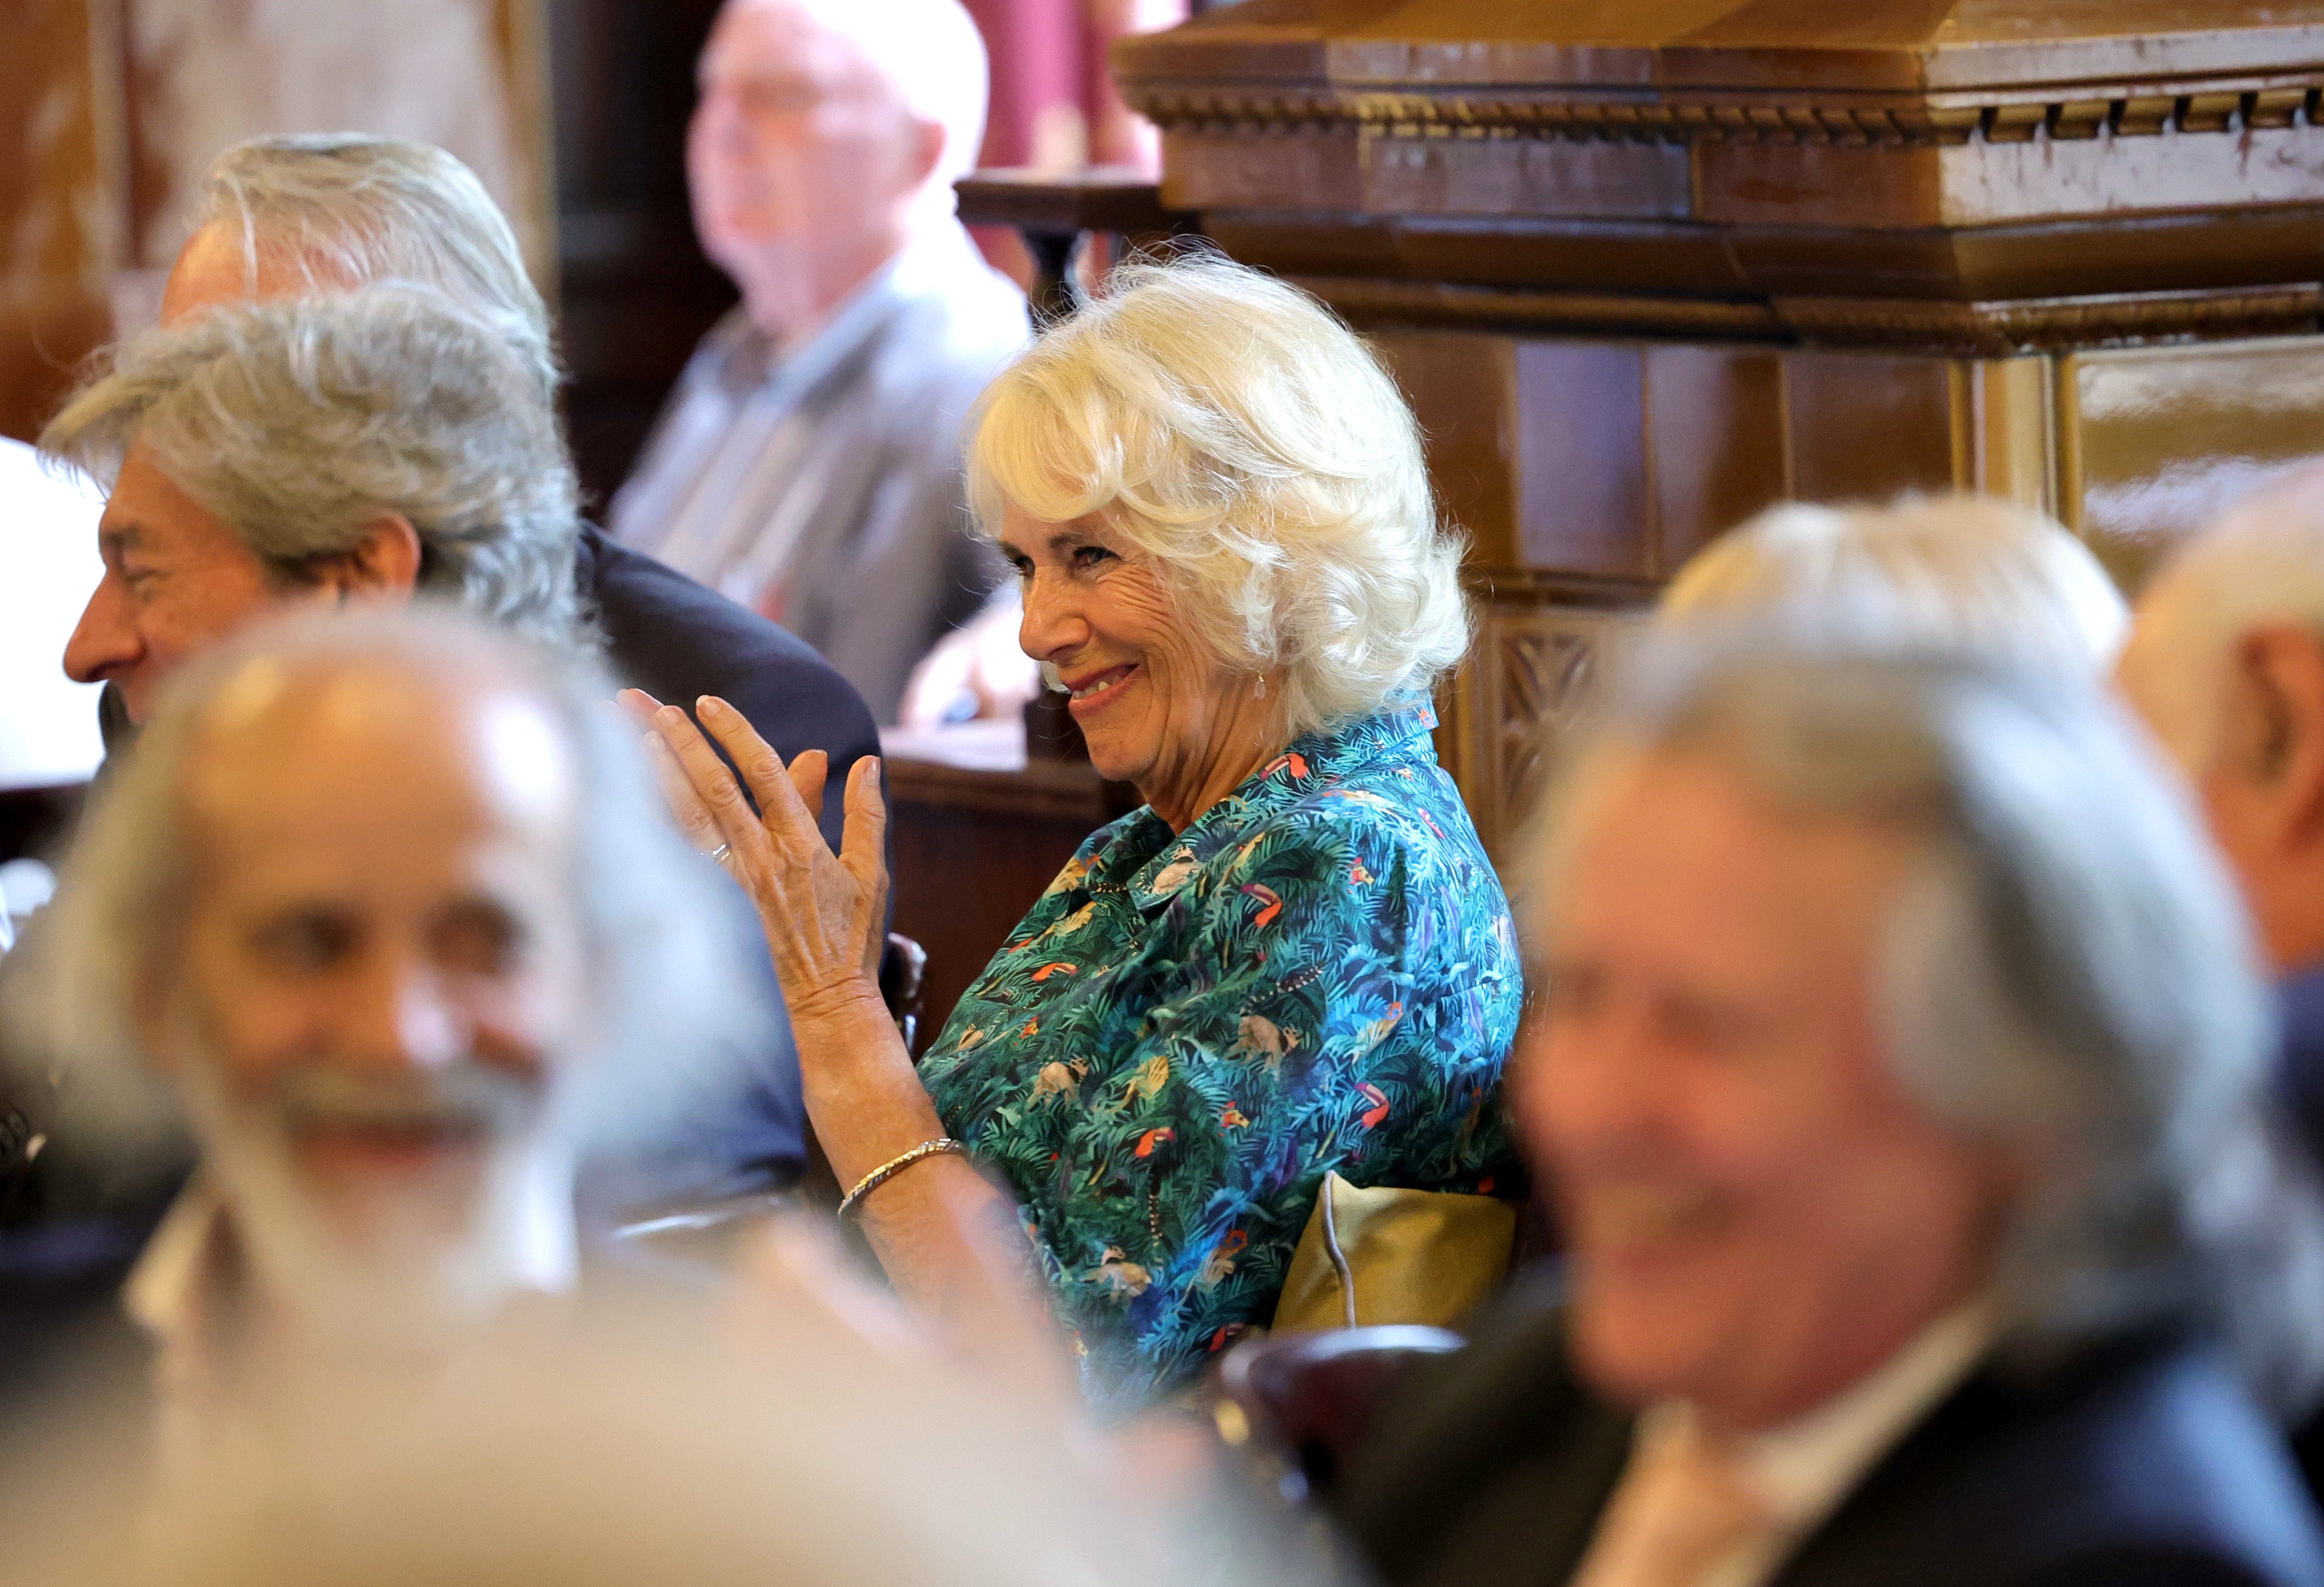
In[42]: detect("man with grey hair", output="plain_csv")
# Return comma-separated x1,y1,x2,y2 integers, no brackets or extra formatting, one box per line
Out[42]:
63,132,880,861
27,287,823,1215
0,604,762,1436
1333,625,2324,1587
610,0,1030,721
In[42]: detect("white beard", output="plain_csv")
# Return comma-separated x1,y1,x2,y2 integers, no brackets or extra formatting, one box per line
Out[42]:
174,1058,579,1361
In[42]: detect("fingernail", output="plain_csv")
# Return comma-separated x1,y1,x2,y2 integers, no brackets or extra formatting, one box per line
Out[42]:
698,695,724,717
657,705,684,725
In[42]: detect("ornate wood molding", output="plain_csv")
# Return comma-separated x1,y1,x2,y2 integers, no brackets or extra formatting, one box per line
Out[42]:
1300,276,1785,341
1771,285,2324,356
1124,84,2324,148
1307,276,2323,355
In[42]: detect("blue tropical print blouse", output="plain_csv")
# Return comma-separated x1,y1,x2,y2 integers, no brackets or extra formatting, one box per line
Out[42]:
918,702,1522,1408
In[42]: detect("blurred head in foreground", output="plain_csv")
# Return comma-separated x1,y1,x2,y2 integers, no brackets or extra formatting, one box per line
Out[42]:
4,606,753,1357
2118,463,2324,978
1663,495,2128,673
1513,621,2323,1431
1,1278,1326,1587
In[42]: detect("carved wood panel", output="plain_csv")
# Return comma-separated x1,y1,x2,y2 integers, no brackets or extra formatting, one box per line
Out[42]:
1448,595,1645,866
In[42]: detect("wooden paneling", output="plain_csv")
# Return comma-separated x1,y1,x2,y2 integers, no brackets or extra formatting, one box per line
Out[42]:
0,0,123,444
1371,331,1519,565
1782,351,1963,505
2,0,553,442
1514,343,1652,578
1643,344,1787,573
2064,339,2324,589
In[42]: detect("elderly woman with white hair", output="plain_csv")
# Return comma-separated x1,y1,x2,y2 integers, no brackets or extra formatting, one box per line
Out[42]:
638,255,1519,1403
1662,495,2130,672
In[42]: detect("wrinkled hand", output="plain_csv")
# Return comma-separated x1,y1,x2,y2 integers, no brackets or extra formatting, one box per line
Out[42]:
618,688,889,1014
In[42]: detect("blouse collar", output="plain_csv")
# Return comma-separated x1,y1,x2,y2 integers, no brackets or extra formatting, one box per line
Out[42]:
1106,701,1442,914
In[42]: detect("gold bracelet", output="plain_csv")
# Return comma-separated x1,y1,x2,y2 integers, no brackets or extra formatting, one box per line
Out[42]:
838,1137,966,1222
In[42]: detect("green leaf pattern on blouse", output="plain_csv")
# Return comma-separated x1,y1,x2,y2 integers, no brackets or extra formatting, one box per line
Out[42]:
918,704,1522,1408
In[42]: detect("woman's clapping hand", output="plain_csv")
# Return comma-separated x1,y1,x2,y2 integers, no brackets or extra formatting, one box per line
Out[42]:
619,689,889,1018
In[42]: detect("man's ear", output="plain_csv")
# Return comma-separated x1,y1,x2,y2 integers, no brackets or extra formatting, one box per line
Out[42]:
309,513,423,601
2228,625,2324,847
906,116,946,191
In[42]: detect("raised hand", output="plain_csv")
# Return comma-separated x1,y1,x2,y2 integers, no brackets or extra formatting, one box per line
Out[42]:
619,688,889,1014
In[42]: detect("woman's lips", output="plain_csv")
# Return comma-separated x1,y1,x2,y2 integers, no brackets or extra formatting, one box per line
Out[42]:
1065,664,1138,721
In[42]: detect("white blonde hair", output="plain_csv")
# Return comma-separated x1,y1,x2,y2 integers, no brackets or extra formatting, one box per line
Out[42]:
194,132,558,399
41,286,583,652
966,253,1470,739
1663,495,2128,675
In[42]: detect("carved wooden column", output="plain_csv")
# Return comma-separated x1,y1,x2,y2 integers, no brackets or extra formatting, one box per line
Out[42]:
1117,0,2324,855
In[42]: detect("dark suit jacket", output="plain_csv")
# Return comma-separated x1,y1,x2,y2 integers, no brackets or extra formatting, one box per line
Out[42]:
575,524,880,856
2277,966,2324,1499
1335,1290,2324,1587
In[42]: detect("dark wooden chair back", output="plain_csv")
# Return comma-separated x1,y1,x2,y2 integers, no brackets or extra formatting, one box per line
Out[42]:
1216,1324,1465,1503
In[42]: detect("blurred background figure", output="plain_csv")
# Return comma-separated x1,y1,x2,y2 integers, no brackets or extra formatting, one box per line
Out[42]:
2119,464,2324,1165
610,0,1032,724
1661,495,2130,675
0,606,762,1453
1335,626,2324,1587
2115,468,2324,1489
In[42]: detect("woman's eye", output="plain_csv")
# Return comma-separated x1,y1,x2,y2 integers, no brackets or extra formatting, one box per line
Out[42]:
1071,546,1115,570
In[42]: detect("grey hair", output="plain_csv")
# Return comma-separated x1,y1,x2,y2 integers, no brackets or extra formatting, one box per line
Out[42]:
1661,495,2129,675
967,252,1471,740
0,604,766,1185
1521,620,2324,1415
40,286,585,652
195,133,558,400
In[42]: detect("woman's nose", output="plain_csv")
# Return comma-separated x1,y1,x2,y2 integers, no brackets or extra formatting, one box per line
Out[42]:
1017,573,1089,662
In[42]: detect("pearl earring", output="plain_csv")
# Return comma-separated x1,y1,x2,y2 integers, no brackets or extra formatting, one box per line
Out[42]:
1253,674,1267,699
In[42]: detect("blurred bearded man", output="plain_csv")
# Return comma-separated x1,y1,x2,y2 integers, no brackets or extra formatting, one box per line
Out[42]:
1334,626,2324,1587
610,0,1029,721
0,608,759,1441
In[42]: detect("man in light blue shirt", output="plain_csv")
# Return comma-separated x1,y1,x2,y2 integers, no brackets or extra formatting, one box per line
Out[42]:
612,0,1029,722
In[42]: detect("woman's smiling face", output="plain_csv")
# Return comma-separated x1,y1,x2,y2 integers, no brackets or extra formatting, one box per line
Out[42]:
999,502,1277,829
